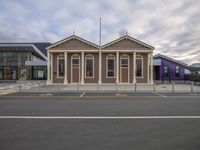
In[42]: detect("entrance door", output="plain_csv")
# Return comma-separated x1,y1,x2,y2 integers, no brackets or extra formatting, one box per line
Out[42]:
120,54,129,83
71,54,80,83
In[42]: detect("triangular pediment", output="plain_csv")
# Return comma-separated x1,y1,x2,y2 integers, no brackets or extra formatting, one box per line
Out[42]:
102,35,154,50
47,35,99,50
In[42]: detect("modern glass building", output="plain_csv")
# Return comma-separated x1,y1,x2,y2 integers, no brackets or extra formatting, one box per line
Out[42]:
0,43,50,80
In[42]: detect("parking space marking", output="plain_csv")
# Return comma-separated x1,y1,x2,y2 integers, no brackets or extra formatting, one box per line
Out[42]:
80,91,86,98
152,92,167,98
0,116,200,119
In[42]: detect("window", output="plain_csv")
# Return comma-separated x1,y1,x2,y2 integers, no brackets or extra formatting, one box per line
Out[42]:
107,54,115,77
57,54,65,78
85,54,94,78
164,66,169,77
120,54,129,68
176,66,180,77
72,54,80,66
136,54,143,77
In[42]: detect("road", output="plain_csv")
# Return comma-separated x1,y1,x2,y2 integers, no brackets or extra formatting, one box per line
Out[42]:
0,93,200,150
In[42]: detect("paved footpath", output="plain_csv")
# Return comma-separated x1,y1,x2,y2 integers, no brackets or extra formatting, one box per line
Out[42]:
0,94,200,150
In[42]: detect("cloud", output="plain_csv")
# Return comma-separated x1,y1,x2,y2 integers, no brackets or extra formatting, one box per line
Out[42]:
0,0,200,64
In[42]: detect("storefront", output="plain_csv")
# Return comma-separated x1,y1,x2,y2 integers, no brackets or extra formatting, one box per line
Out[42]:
0,43,50,80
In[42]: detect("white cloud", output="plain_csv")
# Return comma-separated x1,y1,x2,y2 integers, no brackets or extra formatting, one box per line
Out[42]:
0,0,200,64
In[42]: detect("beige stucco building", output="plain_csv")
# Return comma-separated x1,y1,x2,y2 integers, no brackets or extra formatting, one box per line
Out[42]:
46,35,154,85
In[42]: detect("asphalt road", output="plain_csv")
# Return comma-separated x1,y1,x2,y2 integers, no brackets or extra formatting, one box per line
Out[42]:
0,94,200,150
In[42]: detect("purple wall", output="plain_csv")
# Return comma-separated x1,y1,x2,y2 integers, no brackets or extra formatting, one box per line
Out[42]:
154,57,186,80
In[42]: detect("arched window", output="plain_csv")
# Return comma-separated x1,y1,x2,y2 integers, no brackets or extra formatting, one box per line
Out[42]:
120,54,129,68
106,54,115,78
57,54,64,78
136,54,143,78
85,54,94,78
71,54,80,65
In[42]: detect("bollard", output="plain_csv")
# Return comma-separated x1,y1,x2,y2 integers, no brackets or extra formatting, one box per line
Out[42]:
191,82,194,93
19,84,22,92
97,82,99,92
116,82,118,93
153,83,156,92
77,82,80,92
172,82,175,93
135,83,137,91
58,83,60,93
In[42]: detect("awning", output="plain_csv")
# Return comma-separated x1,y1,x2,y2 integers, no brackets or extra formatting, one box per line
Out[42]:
25,61,47,66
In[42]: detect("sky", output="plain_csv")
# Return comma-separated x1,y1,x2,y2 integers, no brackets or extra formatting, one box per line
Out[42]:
0,0,200,65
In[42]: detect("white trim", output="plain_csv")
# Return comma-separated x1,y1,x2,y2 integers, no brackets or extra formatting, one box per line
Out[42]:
98,51,102,84
47,35,99,49
32,44,47,60
120,54,129,83
136,54,143,78
133,52,136,84
57,54,65,78
116,52,119,83
48,50,152,53
106,54,116,78
147,53,150,84
153,54,188,67
0,44,47,60
71,54,80,83
101,35,155,50
85,54,94,78
81,52,84,84
150,52,153,84
47,51,51,84
64,52,68,84
50,53,53,83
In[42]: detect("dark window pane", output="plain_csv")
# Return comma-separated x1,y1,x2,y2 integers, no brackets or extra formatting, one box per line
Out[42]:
72,59,79,65
136,59,142,77
58,59,64,77
86,59,93,77
107,59,115,77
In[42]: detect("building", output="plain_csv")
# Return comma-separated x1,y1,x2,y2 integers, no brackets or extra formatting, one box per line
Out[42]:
47,35,154,85
153,54,188,81
0,43,50,80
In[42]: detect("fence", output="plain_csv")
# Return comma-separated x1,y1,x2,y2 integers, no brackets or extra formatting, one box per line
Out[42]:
18,82,200,93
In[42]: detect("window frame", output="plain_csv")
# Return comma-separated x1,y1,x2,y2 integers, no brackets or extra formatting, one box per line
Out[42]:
57,54,65,78
106,54,116,78
175,66,180,77
136,54,143,78
85,54,94,78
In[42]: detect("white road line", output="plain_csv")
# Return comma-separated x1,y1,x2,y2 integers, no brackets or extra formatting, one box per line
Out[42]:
0,116,200,119
152,92,167,98
80,91,86,98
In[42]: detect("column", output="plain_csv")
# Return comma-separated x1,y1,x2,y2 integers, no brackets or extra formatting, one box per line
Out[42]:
98,51,102,84
133,51,136,84
64,51,68,84
150,52,154,84
116,52,119,84
47,51,51,84
50,53,53,83
147,53,150,84
81,51,84,84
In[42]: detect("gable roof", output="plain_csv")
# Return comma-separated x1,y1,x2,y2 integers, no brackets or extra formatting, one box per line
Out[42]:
153,53,188,66
0,43,50,60
47,35,99,49
102,35,155,50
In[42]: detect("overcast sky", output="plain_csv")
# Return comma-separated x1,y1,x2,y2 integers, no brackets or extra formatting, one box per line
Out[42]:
0,0,200,64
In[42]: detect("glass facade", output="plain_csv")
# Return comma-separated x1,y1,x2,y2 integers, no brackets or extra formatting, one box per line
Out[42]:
0,52,46,80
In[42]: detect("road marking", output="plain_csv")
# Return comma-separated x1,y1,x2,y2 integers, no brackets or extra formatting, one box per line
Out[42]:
152,92,167,98
0,116,200,119
0,90,17,93
80,91,86,98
